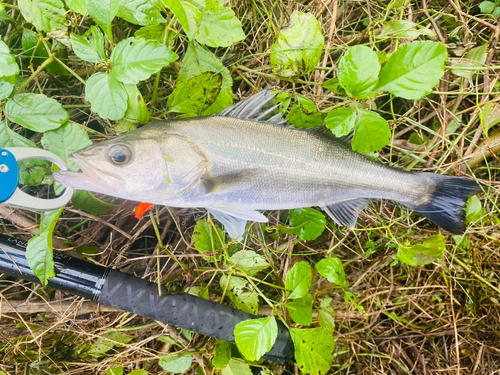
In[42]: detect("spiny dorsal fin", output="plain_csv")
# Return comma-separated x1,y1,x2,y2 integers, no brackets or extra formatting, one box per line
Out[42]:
321,198,371,229
215,89,288,125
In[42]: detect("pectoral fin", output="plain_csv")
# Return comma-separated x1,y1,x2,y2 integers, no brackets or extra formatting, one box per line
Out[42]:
321,198,371,229
202,169,265,194
207,207,268,240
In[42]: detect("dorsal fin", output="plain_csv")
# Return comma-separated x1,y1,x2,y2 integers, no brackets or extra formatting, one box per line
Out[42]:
215,89,288,125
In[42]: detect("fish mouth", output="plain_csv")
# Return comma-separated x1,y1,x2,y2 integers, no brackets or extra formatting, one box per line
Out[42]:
53,154,123,194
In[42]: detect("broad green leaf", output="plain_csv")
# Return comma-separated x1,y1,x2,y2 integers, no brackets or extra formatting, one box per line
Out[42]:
22,28,68,76
451,44,488,80
220,275,259,314
344,291,365,314
193,219,224,261
291,327,334,375
396,233,446,267
288,207,327,241
162,0,190,35
159,355,193,373
66,0,87,14
480,102,500,137
325,107,356,137
270,11,324,78
378,20,436,40
110,37,178,84
338,45,380,99
0,121,49,185
0,80,13,100
41,122,92,172
286,95,325,128
72,191,121,215
286,294,313,326
465,195,485,223
318,310,336,332
286,261,312,299
26,208,63,285
221,359,252,375
376,41,448,100
168,72,223,114
117,0,164,26
182,1,203,40
106,367,123,375
86,0,120,39
212,339,231,370
179,42,233,115
0,40,19,80
315,257,347,289
6,93,69,132
18,0,66,32
116,83,150,130
70,26,106,63
135,24,166,41
234,317,278,361
352,109,391,153
128,370,148,375
194,0,245,47
387,0,411,11
85,72,128,120
230,250,270,276
89,331,133,358
479,1,500,16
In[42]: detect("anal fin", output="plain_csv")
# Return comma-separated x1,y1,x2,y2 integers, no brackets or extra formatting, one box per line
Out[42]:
321,198,371,229
207,207,268,241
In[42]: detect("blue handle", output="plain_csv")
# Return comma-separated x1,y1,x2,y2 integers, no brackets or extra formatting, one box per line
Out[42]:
0,149,19,204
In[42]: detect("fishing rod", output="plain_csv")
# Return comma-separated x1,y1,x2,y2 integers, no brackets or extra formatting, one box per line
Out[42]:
0,148,295,364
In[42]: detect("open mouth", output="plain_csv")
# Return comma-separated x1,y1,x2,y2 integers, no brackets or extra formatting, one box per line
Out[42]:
53,154,123,194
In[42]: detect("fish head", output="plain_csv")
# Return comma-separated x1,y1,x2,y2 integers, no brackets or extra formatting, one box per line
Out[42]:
54,136,169,202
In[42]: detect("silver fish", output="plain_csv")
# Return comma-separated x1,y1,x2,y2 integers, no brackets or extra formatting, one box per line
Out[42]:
54,90,482,239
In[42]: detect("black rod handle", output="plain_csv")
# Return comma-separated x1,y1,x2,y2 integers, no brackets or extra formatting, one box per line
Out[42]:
0,233,294,363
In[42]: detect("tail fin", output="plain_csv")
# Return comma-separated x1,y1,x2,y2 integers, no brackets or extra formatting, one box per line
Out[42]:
413,174,483,234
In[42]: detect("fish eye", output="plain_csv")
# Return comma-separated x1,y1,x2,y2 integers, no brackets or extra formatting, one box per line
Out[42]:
109,145,133,165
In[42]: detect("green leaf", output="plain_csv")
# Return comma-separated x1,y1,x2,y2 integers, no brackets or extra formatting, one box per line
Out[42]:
378,20,436,40
0,121,49,185
21,28,68,76
193,219,224,261
6,93,69,132
450,44,488,80
117,0,164,26
86,0,120,39
66,0,87,14
159,355,192,373
315,257,347,289
325,108,356,137
89,331,133,358
352,109,391,153
72,191,121,215
286,294,313,326
290,327,334,375
178,42,233,115
18,0,66,32
286,95,325,129
85,72,128,120
396,233,446,267
41,122,92,172
26,208,63,285
118,83,150,128
376,41,447,100
162,0,190,35
128,370,148,375
270,11,324,78
221,359,252,375
318,310,336,332
70,26,106,63
285,261,312,299
480,102,500,137
220,275,259,314
234,317,278,361
0,80,13,100
212,339,231,371
193,0,245,47
465,195,484,223
0,40,19,80
338,45,380,99
479,1,500,16
288,207,326,241
168,72,223,114
106,367,123,375
110,37,178,84
230,250,270,276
